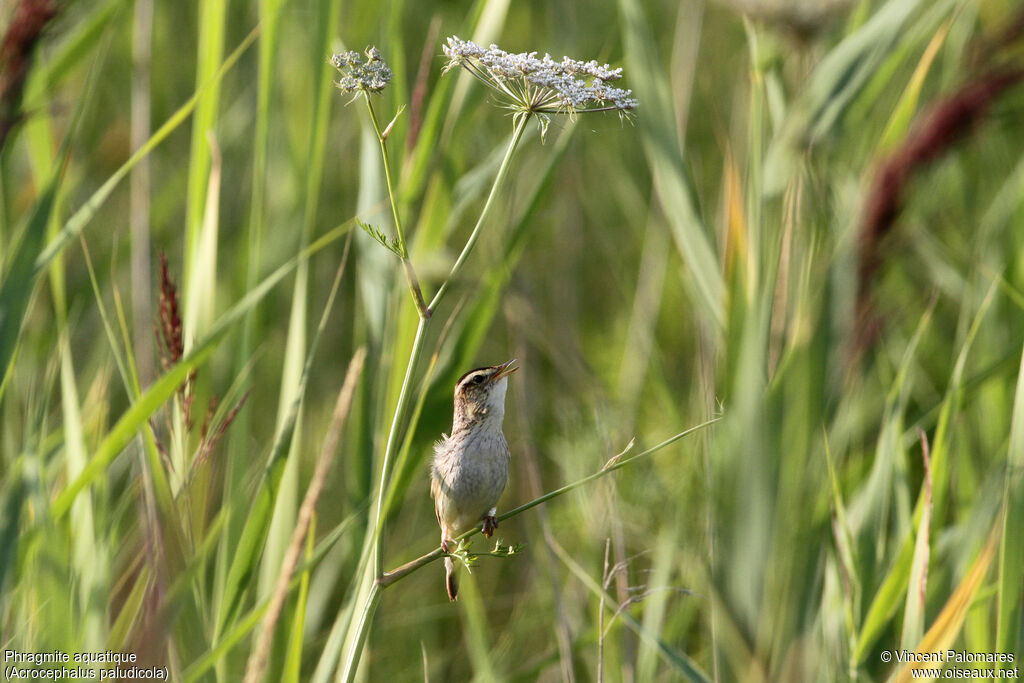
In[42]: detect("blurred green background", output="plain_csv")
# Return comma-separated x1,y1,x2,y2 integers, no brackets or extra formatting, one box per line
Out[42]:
1,0,1023,680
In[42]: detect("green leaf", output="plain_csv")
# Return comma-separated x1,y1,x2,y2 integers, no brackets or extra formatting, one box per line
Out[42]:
889,527,1000,683
550,536,711,683
619,0,725,329
186,512,362,683
51,220,353,520
856,285,996,661
51,342,216,519
1,26,258,397
357,218,403,256
762,0,946,195
0,464,27,600
218,224,350,638
0,158,62,393
997,347,1024,662
878,17,953,151
900,432,932,649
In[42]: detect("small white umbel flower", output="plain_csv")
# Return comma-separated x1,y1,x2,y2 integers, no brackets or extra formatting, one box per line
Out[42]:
330,46,393,95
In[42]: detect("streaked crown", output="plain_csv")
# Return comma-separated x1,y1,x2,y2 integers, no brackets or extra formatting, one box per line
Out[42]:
452,359,517,429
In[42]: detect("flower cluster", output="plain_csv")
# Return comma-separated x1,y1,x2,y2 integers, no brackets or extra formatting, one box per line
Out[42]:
442,36,638,115
330,46,392,94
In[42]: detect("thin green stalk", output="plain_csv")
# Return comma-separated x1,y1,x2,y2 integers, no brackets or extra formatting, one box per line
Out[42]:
338,583,382,683
428,112,530,312
364,96,430,319
371,318,428,577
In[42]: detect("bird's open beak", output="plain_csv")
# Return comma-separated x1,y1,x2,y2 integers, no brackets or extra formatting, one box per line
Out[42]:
490,359,518,382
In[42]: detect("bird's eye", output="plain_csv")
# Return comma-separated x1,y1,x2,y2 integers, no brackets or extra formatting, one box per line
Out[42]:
472,375,485,385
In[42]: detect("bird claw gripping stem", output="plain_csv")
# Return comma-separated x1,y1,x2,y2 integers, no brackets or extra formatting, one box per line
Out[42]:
482,514,499,538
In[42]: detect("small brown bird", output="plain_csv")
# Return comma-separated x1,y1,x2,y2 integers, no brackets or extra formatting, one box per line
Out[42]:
431,359,517,601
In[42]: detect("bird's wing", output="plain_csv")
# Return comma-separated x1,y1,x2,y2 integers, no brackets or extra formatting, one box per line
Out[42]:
430,468,441,501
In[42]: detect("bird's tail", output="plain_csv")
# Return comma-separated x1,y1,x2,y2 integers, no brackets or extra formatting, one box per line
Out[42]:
445,556,458,601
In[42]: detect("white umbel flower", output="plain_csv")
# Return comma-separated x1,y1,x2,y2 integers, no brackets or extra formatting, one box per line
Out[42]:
330,46,393,94
442,36,637,134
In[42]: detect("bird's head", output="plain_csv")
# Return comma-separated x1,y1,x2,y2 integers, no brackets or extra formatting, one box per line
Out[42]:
453,359,518,426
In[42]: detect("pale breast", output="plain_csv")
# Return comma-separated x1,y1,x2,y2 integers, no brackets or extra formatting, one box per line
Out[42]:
432,430,510,533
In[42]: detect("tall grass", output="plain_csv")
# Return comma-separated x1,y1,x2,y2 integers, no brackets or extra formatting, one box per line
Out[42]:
1,0,1023,680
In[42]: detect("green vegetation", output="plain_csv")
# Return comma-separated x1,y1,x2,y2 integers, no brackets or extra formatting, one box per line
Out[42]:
1,0,1022,680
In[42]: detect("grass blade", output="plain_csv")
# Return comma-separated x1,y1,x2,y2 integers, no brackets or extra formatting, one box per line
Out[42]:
619,0,724,329
888,524,1000,683
899,430,932,649
997,346,1024,663
763,0,932,194
50,220,353,519
217,225,350,640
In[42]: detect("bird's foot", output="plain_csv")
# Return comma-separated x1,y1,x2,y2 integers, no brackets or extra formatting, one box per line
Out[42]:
441,539,453,554
481,511,498,539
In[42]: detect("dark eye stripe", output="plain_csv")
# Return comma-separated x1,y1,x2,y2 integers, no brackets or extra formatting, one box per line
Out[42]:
457,366,491,386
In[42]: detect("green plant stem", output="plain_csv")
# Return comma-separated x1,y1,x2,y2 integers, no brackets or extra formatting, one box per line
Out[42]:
375,416,720,588
342,112,534,683
364,96,430,319
339,582,382,683
428,112,531,312
371,318,428,578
